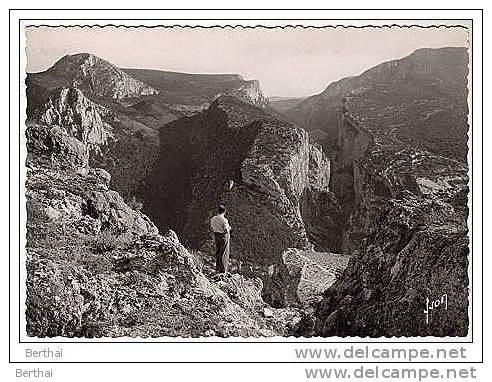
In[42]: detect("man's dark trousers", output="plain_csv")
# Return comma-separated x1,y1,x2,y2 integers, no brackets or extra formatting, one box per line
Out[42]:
214,232,230,273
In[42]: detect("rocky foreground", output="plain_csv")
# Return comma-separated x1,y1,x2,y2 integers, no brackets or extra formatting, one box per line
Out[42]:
139,96,346,310
25,122,305,338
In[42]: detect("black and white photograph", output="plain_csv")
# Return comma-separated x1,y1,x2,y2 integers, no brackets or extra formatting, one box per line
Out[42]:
21,21,472,340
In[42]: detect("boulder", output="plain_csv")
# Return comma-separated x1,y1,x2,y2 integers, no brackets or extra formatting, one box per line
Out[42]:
83,190,158,236
263,248,351,309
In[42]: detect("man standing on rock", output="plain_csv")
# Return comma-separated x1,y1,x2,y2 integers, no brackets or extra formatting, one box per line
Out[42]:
210,204,232,274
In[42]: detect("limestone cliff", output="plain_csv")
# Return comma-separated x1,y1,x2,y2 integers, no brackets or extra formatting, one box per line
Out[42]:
313,48,469,337
227,79,269,108
125,69,269,109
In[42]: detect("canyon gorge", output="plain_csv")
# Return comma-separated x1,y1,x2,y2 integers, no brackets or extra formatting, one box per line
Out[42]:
25,46,469,337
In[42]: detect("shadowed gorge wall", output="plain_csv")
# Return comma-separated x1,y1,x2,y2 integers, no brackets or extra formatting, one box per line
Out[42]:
140,97,264,249
141,96,338,269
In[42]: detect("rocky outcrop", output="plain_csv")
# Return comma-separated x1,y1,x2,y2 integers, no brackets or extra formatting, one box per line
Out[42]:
27,158,158,237
27,79,162,201
25,117,302,338
26,123,89,168
316,187,469,337
239,118,319,245
308,143,331,189
33,86,111,154
26,57,162,203
45,53,158,99
141,96,338,271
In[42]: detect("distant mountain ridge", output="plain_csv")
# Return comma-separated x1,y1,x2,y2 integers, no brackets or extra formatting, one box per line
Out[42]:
284,47,469,162
124,68,269,109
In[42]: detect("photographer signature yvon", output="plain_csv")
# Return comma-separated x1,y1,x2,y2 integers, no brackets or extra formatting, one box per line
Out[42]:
424,293,448,324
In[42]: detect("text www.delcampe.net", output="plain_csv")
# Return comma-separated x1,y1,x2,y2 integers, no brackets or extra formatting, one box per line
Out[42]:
295,345,467,362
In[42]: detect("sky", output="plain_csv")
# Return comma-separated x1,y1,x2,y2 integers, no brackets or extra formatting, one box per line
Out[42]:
26,25,469,97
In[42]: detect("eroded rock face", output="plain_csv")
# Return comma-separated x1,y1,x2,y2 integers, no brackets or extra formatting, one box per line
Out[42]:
240,119,315,244
316,196,469,337
309,143,331,189
46,53,158,99
34,86,110,153
26,123,89,168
